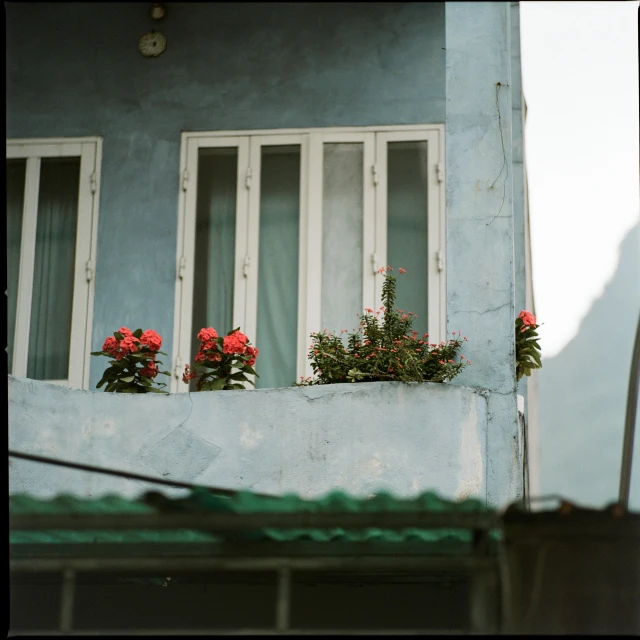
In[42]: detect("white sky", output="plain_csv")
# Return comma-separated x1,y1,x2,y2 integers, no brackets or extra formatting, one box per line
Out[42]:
520,1,639,358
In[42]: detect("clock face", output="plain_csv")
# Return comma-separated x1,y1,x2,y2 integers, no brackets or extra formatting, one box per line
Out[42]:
138,31,166,57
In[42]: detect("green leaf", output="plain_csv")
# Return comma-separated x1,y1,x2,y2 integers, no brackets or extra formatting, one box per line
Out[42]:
121,375,135,383
243,365,258,377
132,328,143,339
90,351,106,356
114,332,124,341
206,377,226,391
230,372,249,382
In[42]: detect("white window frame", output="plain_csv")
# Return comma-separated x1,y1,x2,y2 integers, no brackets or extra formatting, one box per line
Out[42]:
172,125,445,392
6,137,102,390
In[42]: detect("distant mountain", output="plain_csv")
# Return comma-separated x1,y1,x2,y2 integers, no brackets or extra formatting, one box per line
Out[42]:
537,223,640,510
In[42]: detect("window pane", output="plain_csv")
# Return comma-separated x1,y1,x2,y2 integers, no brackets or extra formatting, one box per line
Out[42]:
7,159,26,374
321,143,364,337
256,145,300,389
387,141,429,337
28,157,80,380
191,148,238,374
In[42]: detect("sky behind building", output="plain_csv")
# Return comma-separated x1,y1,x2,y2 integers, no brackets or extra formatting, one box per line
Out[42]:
520,1,639,358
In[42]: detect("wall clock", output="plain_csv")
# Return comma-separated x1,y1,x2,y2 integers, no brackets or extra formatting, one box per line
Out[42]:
138,31,166,57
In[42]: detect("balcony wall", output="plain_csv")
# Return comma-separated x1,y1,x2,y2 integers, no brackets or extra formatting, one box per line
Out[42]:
9,375,521,507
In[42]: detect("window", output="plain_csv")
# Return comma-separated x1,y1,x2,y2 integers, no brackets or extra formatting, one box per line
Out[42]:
172,126,444,392
6,138,102,389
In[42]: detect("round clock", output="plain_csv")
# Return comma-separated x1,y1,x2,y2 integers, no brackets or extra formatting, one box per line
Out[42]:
138,31,166,57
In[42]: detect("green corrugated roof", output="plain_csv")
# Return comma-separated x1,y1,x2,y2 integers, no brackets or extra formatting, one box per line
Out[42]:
10,488,499,549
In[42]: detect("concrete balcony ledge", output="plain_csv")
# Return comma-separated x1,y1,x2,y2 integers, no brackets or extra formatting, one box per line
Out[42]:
8,375,520,506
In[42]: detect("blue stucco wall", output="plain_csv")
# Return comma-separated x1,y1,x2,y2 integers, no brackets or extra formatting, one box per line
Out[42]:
5,2,446,390
444,2,519,507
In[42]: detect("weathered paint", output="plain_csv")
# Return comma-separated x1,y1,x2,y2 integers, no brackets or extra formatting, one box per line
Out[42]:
445,2,520,503
8,375,522,506
5,2,446,390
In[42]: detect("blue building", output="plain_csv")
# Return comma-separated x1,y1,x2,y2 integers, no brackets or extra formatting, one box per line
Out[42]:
7,2,538,506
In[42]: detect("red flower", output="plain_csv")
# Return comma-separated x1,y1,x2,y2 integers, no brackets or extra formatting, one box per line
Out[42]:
119,335,140,354
117,327,133,337
398,268,406,274
182,364,197,384
194,352,205,363
223,331,248,355
518,310,537,326
102,336,118,355
140,329,162,351
245,345,259,366
197,327,219,343
140,361,158,378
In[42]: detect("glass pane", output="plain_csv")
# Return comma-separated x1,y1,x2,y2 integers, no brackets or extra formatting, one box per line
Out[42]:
28,157,81,380
191,148,238,380
7,159,26,374
387,141,429,337
256,145,300,389
321,143,364,337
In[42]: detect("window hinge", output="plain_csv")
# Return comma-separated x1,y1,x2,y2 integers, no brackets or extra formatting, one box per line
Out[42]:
182,169,189,191
242,254,251,278
245,167,252,189
372,164,379,186
85,259,94,282
89,172,97,194
174,355,183,379
178,256,187,279
371,252,378,275
436,250,444,272
436,162,444,183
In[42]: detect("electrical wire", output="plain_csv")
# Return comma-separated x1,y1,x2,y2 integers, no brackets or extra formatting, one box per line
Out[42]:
8,449,277,498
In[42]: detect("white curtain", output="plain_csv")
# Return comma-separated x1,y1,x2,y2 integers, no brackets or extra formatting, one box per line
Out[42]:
387,141,430,337
6,159,26,374
192,148,237,363
256,146,300,389
27,158,80,380
321,143,364,339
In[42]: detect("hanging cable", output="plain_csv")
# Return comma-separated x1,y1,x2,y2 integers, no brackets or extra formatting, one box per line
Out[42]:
9,449,276,499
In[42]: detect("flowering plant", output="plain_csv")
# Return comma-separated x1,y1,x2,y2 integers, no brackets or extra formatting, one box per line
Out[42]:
91,327,170,393
515,310,542,381
182,327,259,391
294,267,470,386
